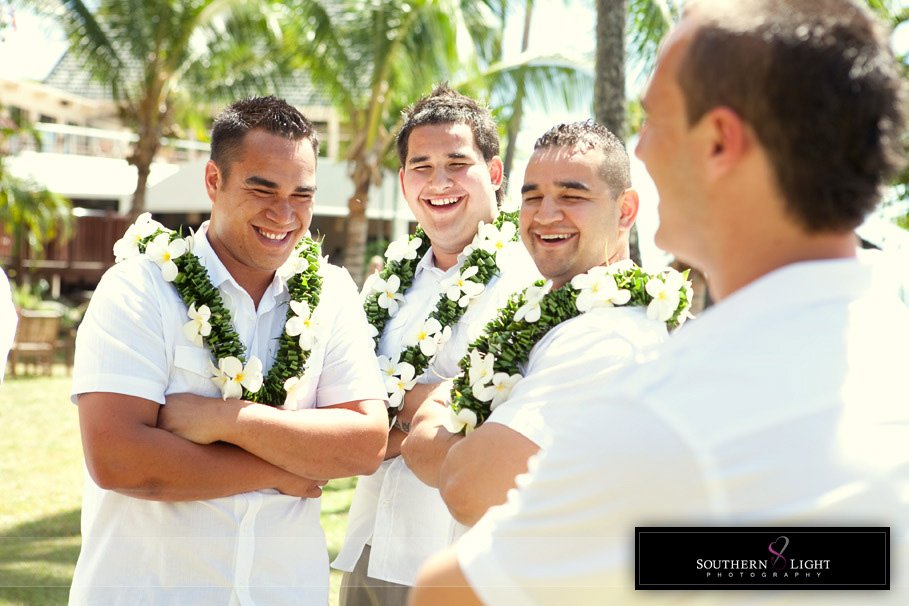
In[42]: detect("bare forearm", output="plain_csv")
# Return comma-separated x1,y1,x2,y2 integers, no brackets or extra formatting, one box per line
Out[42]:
212,399,388,480
438,424,539,526
79,392,314,501
112,439,295,501
401,404,462,488
385,427,406,459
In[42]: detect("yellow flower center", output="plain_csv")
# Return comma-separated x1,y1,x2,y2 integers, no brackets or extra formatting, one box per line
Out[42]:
233,372,245,384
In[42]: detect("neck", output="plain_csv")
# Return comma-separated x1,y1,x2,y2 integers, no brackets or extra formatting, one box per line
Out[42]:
432,249,459,271
207,235,274,309
707,231,857,301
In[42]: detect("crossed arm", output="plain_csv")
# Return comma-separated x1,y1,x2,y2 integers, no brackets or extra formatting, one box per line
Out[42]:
401,382,540,526
79,390,387,502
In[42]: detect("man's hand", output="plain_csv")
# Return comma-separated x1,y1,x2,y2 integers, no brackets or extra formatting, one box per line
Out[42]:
399,380,454,429
158,392,231,444
273,472,327,499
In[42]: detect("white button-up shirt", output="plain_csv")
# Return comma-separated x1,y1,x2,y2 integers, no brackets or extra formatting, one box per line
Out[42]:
333,243,539,585
488,305,668,448
70,226,386,605
457,258,909,605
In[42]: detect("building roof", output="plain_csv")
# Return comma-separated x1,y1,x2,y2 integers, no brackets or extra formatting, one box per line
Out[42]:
43,51,331,107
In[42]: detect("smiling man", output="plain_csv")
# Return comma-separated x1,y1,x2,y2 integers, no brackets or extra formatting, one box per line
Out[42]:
332,85,538,606
69,96,388,605
400,121,675,529
412,1,909,604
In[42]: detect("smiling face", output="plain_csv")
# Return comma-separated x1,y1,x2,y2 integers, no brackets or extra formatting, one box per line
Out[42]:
520,146,637,289
399,122,502,270
205,128,316,296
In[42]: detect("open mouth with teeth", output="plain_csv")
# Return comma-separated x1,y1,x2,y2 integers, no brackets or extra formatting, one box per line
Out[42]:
423,196,464,208
255,226,292,242
535,233,577,244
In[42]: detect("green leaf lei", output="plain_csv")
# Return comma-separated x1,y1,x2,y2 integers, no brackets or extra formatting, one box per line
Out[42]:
447,263,693,433
113,213,322,407
363,211,521,409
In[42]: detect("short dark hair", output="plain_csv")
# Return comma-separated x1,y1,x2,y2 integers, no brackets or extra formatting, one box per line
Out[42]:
533,120,631,199
678,0,907,231
210,96,319,177
396,84,505,204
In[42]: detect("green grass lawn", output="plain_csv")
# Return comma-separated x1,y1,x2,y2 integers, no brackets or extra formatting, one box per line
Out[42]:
0,367,356,605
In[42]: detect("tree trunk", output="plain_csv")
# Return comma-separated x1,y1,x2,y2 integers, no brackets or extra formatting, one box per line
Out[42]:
343,185,370,287
594,0,627,140
595,0,641,265
502,0,534,178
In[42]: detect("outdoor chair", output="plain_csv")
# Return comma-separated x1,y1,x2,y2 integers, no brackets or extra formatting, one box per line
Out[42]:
7,309,62,377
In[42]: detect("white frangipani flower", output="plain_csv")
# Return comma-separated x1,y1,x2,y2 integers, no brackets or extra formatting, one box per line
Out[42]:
285,300,319,351
442,265,486,307
210,356,264,400
277,253,309,281
374,274,405,316
283,374,309,408
474,372,523,410
378,355,417,409
146,232,188,282
444,407,478,435
366,322,379,347
385,236,423,264
112,212,163,262
514,280,553,323
645,270,684,323
405,317,448,357
477,220,517,256
467,349,495,388
571,266,631,312
182,303,212,347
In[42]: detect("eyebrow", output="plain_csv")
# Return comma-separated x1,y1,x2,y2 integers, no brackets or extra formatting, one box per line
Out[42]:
245,176,315,194
557,180,591,191
407,152,470,165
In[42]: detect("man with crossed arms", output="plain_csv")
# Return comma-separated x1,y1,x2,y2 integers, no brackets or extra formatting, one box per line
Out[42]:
402,121,672,526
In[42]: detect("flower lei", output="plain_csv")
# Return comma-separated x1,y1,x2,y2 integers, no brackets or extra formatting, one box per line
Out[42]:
446,261,694,434
363,211,521,409
112,212,323,407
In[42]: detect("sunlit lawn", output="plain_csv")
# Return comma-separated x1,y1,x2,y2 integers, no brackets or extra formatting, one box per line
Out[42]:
0,366,355,605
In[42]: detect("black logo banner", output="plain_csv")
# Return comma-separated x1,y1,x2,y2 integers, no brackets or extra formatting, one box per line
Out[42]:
635,527,889,590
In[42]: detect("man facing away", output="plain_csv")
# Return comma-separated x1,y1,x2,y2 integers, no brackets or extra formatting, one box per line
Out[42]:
70,96,388,605
333,84,539,606
401,121,679,528
412,0,909,604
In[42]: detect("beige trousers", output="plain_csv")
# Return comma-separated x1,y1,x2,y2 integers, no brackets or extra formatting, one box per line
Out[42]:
339,545,411,606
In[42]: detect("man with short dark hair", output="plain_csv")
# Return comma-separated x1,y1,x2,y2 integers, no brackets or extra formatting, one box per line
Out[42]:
401,120,679,528
70,96,388,604
333,84,538,606
412,1,909,603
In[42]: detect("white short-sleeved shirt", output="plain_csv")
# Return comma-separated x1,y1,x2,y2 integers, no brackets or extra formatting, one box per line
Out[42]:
69,225,387,606
487,305,668,448
457,258,909,605
0,270,16,382
333,243,539,585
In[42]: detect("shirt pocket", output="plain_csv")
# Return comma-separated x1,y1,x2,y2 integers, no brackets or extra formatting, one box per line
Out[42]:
170,345,219,398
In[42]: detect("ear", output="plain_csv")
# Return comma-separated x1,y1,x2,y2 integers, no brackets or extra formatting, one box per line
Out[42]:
204,160,221,203
398,167,407,197
617,188,640,231
487,156,504,190
702,106,749,179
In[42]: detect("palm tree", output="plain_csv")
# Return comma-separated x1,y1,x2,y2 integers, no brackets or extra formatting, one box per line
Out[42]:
31,0,296,220
0,108,72,274
283,0,590,284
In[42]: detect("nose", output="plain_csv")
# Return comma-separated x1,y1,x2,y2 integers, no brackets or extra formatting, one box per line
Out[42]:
266,196,294,225
534,196,563,225
429,167,452,190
